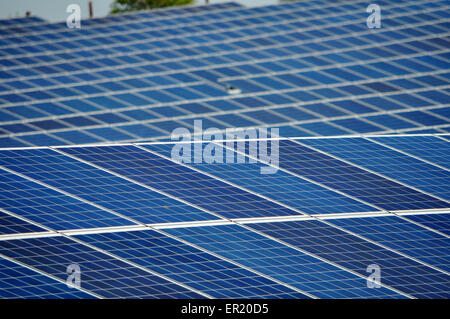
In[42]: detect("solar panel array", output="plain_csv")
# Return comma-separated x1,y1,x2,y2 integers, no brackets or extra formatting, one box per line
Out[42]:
0,0,450,299
0,0,449,147
0,134,449,298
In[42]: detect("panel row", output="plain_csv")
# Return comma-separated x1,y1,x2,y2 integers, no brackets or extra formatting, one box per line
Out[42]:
0,136,448,236
1,210,449,298
1,0,446,81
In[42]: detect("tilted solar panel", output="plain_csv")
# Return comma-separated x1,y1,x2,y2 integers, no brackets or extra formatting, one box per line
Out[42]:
0,134,449,298
0,0,449,147
0,257,93,299
0,0,449,300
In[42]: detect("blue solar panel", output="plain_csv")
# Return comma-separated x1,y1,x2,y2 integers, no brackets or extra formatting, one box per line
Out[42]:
53,130,102,144
0,210,45,235
365,114,417,130
249,220,450,298
76,229,308,298
0,169,133,230
0,0,450,299
0,257,94,299
0,0,449,145
368,136,450,170
0,236,204,298
60,145,300,219
329,215,450,272
0,148,219,224
277,139,449,211
165,224,406,298
406,213,450,236
147,142,376,215
301,138,450,201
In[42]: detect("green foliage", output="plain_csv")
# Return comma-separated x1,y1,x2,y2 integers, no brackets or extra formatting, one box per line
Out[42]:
111,0,194,14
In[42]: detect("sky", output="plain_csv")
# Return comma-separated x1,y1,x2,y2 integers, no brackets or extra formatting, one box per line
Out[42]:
0,0,279,22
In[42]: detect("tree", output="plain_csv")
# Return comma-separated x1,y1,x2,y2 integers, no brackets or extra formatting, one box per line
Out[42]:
111,0,194,14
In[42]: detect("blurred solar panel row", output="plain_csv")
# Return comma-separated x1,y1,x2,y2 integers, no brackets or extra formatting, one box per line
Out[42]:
0,135,449,298
0,0,449,147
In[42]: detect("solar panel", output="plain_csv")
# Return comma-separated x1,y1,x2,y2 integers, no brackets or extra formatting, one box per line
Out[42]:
164,224,406,298
0,257,93,299
75,229,309,298
328,215,450,272
146,142,376,215
368,135,450,169
0,169,136,230
249,220,450,298
58,145,299,219
275,139,448,211
0,0,449,300
301,137,450,200
406,213,450,235
0,134,449,298
0,148,220,225
0,0,449,147
0,236,205,298
0,210,45,235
